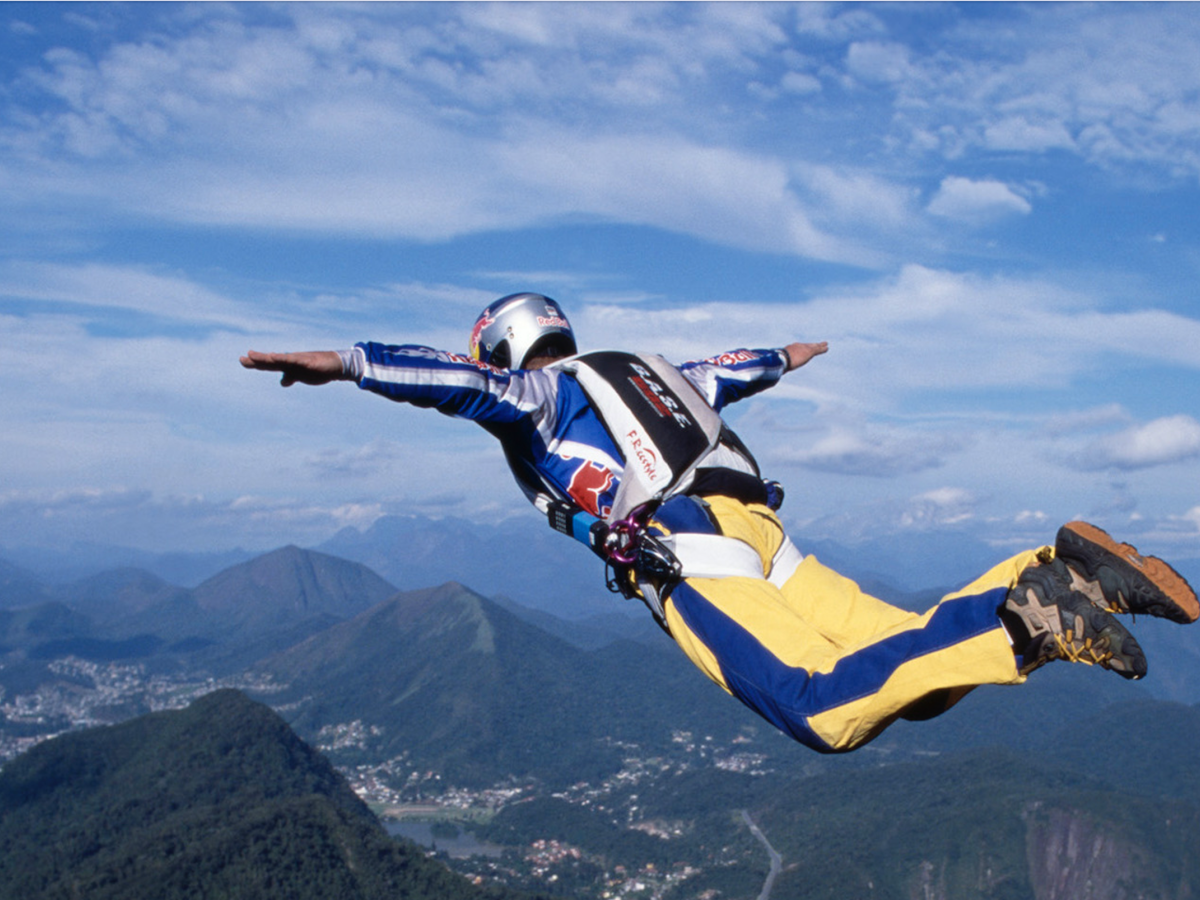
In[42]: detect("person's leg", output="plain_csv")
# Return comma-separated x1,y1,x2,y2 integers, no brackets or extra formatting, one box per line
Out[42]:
657,498,1026,752
698,495,930,646
704,494,1045,654
662,570,1022,752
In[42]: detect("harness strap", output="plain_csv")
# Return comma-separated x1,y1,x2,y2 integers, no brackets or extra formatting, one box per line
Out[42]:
659,534,767,580
768,535,805,589
633,532,806,623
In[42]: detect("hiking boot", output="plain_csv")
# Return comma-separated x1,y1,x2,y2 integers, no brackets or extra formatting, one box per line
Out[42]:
1003,559,1147,680
1055,521,1198,624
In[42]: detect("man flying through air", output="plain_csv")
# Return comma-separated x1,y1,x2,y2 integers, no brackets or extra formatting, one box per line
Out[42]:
242,292,1196,753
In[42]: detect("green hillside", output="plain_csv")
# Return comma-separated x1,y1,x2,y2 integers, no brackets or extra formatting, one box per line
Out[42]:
753,742,1200,900
466,703,1200,900
466,728,1200,900
0,690,544,900
256,581,777,788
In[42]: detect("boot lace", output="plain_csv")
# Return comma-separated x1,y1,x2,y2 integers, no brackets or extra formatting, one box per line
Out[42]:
1051,629,1113,667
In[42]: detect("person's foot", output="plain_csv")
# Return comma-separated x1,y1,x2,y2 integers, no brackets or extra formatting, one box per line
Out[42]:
1055,522,1198,624
1003,559,1147,680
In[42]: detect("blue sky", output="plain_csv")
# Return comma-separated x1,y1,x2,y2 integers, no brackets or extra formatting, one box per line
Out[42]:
2,2,1199,563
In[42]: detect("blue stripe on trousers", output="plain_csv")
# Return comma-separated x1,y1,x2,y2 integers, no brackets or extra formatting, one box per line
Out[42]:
668,579,1008,752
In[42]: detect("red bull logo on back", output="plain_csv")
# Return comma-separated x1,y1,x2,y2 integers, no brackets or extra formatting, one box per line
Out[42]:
567,459,615,518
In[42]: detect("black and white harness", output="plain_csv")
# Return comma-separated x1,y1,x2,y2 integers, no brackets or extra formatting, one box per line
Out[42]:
537,352,787,621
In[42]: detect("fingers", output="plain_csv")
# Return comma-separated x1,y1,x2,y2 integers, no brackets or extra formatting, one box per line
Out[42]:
240,350,280,370
240,350,302,376
804,341,829,357
243,350,300,369
240,350,299,387
240,349,343,388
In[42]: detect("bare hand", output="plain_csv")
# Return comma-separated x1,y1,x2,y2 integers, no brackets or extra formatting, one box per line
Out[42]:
783,341,828,371
240,350,346,387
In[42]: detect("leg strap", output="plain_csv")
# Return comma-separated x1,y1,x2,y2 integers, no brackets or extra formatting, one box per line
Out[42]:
768,535,805,589
658,533,769,580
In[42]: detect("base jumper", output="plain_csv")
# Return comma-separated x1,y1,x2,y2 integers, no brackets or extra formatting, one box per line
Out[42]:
241,292,1198,753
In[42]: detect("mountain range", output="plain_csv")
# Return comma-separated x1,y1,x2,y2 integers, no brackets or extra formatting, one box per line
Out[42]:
13,511,1197,616
0,545,398,674
4,529,1200,898
3,536,1196,779
4,522,1199,702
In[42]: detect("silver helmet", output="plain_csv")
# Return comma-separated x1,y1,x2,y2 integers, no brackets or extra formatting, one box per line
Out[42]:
469,293,577,369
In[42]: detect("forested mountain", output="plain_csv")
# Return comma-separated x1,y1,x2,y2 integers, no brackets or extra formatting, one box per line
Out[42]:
472,704,1200,900
0,689,545,900
752,703,1200,900
254,581,768,787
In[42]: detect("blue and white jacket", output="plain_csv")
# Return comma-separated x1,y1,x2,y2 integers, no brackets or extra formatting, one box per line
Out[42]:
353,343,790,519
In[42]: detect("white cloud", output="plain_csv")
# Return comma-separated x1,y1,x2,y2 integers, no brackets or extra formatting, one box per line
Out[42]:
303,438,412,479
499,131,861,263
1071,308,1200,370
563,265,1200,417
0,260,253,328
770,421,966,478
891,5,1200,176
794,6,884,42
2,4,1200,557
983,117,1075,153
1174,506,1200,532
926,176,1032,222
899,487,978,528
1014,509,1050,525
794,163,917,230
5,3,1200,267
1073,415,1200,471
1043,404,1130,437
8,19,38,38
0,5,873,264
780,70,821,95
845,41,914,84
792,265,1200,405
0,485,389,553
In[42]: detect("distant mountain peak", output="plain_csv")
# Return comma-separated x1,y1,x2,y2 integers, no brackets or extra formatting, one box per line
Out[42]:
191,545,396,626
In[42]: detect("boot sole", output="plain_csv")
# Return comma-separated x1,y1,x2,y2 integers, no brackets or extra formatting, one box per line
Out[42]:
1059,522,1198,624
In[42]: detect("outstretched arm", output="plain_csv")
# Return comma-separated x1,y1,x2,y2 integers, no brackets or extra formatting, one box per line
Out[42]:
679,341,828,410
239,349,348,387
781,341,828,372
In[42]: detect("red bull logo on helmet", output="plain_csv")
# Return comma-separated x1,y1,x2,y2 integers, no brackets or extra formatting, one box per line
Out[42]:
469,311,495,360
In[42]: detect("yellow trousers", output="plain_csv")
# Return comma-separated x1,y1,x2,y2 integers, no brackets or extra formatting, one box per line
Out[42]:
655,496,1033,752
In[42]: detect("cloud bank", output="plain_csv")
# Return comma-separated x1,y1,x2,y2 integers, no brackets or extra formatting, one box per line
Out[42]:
1,3,1198,556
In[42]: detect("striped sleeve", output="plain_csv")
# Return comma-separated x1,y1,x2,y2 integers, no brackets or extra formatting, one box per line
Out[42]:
354,342,548,426
677,348,789,411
